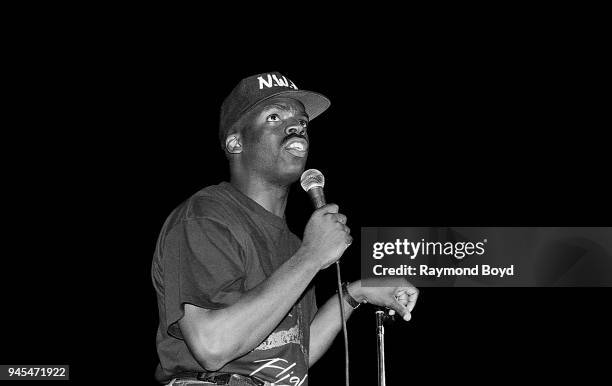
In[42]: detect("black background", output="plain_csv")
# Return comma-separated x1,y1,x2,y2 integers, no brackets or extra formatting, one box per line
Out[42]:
2,20,611,385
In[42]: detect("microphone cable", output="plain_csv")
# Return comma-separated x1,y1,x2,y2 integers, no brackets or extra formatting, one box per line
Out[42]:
300,169,349,386
335,261,350,386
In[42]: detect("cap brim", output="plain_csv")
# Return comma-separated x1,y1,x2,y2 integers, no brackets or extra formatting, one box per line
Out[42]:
249,90,331,122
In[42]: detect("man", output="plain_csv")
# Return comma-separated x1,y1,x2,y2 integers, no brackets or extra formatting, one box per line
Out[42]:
152,71,418,385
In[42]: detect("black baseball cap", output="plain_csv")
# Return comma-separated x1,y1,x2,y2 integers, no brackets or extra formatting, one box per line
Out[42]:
219,71,331,147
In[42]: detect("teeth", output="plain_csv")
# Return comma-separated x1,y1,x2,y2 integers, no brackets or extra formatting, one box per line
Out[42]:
287,142,305,151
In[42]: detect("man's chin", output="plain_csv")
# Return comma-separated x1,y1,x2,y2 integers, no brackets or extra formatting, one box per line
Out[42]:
275,163,306,186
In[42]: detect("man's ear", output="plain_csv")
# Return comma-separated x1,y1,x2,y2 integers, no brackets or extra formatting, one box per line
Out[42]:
225,134,243,154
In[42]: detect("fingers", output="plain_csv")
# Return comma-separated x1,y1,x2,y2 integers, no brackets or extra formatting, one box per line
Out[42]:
317,204,348,226
341,223,351,246
395,286,419,313
345,234,353,246
315,203,352,247
318,203,339,214
335,213,347,224
390,297,411,321
329,211,351,242
389,286,419,321
318,206,348,229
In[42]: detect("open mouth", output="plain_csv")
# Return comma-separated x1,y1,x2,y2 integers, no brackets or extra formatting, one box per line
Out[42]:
284,137,308,158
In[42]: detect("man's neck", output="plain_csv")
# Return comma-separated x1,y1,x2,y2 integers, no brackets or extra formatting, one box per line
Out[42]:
230,176,290,218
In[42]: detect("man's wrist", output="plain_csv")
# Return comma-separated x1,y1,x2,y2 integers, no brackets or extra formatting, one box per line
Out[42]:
293,248,323,273
347,281,367,304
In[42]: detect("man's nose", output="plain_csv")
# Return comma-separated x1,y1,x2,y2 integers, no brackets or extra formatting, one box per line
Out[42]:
285,123,305,136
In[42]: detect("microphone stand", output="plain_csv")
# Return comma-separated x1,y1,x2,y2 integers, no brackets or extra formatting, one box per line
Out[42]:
375,309,386,386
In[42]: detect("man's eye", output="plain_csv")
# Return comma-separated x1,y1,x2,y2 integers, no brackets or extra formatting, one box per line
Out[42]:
267,114,280,122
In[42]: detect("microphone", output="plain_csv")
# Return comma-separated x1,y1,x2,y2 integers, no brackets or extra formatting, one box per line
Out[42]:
300,169,326,209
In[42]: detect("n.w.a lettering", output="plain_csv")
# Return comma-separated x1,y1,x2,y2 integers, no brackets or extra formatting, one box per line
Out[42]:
258,74,298,90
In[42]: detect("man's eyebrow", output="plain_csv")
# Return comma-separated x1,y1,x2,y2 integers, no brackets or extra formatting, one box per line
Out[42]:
262,103,308,118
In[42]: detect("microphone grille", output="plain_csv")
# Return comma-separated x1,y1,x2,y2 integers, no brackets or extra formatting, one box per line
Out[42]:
300,169,325,192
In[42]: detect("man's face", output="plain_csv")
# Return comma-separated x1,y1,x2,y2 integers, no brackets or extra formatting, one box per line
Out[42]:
238,97,310,185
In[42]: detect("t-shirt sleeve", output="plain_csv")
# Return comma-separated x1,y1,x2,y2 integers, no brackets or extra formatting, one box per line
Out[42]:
163,217,246,339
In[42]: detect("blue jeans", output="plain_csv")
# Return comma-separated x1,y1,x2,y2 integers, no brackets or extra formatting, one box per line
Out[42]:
165,374,272,386
165,379,216,386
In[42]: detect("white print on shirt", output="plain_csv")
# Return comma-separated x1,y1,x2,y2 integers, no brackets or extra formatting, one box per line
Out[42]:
257,74,298,90
255,325,300,351
250,358,307,386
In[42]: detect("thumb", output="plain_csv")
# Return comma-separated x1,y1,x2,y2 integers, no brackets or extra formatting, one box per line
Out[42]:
390,297,411,321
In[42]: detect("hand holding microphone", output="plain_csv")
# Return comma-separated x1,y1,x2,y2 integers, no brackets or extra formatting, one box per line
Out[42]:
300,169,352,270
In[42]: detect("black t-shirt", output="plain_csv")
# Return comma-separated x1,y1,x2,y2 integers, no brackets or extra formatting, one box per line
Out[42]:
152,182,317,385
